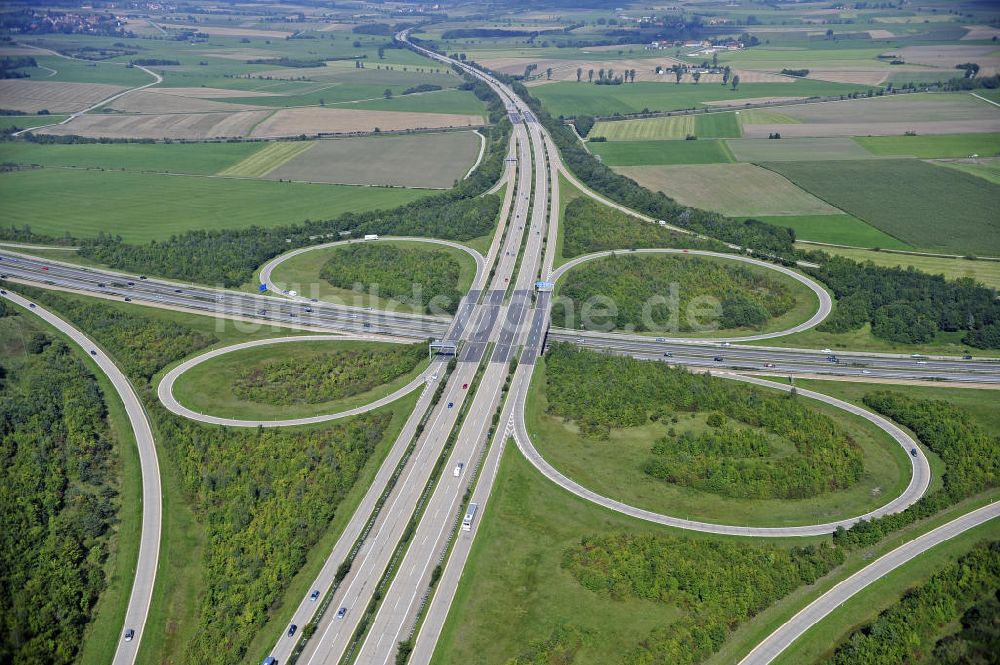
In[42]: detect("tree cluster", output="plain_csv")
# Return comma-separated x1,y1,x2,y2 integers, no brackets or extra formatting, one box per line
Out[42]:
553,253,794,333
510,82,798,257
16,285,217,381
544,343,863,499
21,286,401,664
561,198,724,259
234,343,424,405
833,391,999,548
805,254,1000,348
319,243,464,314
563,532,843,665
822,541,1000,665
0,337,118,664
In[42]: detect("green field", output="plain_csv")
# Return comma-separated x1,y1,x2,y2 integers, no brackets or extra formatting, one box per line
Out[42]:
171,339,428,420
532,80,870,117
592,111,740,141
264,131,483,188
761,159,1000,255
524,358,909,527
263,239,477,314
0,141,263,174
217,141,314,177
934,158,1000,185
807,245,1000,289
758,214,910,249
0,168,426,242
854,132,1000,158
0,114,68,131
736,108,802,124
588,139,734,165
616,163,841,217
695,112,741,138
726,137,877,162
591,114,694,140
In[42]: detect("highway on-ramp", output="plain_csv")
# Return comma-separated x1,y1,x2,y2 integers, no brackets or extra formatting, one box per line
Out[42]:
738,501,1000,665
511,370,930,537
157,334,434,427
1,290,161,665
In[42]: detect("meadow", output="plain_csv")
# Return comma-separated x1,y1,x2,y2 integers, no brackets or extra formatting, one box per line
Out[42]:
0,168,426,242
810,246,1000,289
762,159,1000,255
0,140,263,174
530,79,870,117
759,214,910,249
592,111,741,140
615,162,841,217
264,131,483,188
589,138,734,165
525,355,908,526
854,132,1000,158
726,137,878,162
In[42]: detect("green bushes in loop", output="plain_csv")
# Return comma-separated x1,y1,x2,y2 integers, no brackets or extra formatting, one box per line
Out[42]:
544,343,863,499
233,342,425,405
553,253,794,333
319,244,464,314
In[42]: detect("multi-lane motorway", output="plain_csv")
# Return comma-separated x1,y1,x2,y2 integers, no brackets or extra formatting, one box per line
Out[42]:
2,28,999,665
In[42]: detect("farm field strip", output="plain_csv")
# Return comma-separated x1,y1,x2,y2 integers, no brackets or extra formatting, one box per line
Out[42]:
615,163,843,217
217,141,315,177
759,214,910,250
761,159,1000,255
801,245,1000,289
0,168,426,243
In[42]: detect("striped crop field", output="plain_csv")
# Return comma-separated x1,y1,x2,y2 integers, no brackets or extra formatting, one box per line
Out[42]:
591,114,695,140
736,108,801,124
218,141,315,177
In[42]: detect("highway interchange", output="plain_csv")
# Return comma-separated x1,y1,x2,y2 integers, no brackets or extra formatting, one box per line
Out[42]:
1,29,998,665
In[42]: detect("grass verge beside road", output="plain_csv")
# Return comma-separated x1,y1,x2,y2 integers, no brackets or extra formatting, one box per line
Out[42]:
525,358,911,528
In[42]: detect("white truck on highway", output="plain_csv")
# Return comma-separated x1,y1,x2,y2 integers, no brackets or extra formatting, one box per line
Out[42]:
461,502,478,531
364,234,379,241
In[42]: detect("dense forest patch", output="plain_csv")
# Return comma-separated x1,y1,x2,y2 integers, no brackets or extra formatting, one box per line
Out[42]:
553,253,799,334
822,540,1000,665
0,315,119,664
563,533,844,665
234,341,425,405
543,343,865,501
560,197,723,260
834,391,1000,548
13,287,407,664
319,243,465,314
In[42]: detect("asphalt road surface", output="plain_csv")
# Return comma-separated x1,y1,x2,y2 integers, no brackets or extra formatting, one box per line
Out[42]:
738,501,1000,665
0,290,161,665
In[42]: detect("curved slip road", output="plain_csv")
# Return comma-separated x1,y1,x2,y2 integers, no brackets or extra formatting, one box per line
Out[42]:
739,501,1000,664
258,236,486,309
550,248,833,342
1,290,160,665
157,334,433,428
511,370,931,537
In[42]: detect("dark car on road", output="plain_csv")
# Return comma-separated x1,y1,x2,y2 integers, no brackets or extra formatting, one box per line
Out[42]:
310,590,320,601
336,607,347,619
287,624,297,638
